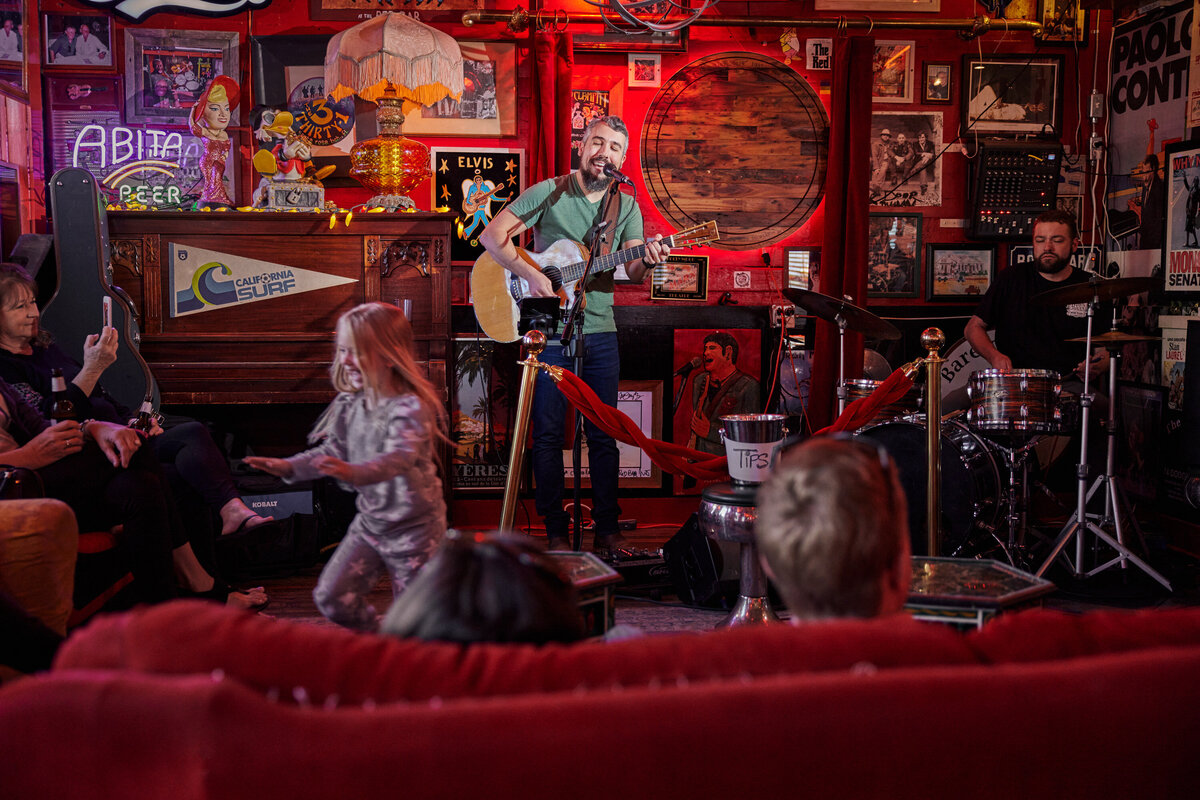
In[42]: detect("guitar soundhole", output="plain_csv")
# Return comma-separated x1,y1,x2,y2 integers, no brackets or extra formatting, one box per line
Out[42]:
542,267,563,292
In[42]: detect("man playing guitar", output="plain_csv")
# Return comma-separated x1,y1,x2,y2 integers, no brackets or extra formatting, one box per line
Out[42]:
479,115,670,555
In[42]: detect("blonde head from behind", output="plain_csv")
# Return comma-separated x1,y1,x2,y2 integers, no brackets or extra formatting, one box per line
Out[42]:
755,436,911,622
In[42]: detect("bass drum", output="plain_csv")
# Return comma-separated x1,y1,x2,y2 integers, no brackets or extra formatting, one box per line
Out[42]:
856,418,1000,558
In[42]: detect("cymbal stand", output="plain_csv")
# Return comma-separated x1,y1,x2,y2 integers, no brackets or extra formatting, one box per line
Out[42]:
1035,293,1171,589
835,312,848,416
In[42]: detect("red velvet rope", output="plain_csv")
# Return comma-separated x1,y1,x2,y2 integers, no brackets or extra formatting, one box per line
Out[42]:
550,365,916,481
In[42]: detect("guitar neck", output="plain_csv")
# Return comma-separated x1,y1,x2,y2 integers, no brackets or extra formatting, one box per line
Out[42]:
558,233,676,285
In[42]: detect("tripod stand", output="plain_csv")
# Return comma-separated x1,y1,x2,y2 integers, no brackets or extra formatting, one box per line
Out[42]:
1035,286,1171,590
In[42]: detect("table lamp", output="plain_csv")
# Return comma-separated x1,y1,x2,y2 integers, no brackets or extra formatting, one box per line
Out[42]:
324,14,463,210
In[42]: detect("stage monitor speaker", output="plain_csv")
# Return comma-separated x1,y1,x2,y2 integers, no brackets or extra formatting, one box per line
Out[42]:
966,141,1063,241
662,513,738,608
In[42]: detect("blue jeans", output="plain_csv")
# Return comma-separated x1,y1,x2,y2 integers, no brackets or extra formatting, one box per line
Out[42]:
532,332,621,539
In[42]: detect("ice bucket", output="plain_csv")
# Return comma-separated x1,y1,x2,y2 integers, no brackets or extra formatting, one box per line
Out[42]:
720,413,786,485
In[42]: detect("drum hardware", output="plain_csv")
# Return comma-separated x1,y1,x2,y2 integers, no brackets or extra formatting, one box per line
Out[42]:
1033,280,1172,590
782,288,901,416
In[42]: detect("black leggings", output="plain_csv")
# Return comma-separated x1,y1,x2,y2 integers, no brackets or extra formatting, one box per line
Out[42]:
153,420,239,511
37,443,182,603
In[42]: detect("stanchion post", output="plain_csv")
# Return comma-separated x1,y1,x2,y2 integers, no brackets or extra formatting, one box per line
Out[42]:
499,330,546,531
921,328,946,557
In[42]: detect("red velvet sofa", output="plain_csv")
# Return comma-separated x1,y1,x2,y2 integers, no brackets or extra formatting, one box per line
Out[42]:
2,601,1199,800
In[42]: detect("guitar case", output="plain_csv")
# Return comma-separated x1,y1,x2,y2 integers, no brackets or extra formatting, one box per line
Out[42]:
44,167,160,414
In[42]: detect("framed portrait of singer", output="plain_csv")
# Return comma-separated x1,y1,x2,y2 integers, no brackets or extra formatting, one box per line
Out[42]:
962,53,1063,137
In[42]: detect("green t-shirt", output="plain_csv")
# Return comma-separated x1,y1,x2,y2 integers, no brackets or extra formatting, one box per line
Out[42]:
504,174,645,334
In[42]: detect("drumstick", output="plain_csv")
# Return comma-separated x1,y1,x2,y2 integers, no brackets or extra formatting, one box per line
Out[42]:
941,409,965,423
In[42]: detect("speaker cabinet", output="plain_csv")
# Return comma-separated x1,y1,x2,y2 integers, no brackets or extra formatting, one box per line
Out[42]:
662,513,739,608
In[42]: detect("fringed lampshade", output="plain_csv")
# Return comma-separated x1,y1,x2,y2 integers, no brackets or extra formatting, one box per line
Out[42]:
325,14,463,209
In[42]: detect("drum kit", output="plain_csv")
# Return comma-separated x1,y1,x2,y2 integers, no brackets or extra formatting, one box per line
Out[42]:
784,277,1170,588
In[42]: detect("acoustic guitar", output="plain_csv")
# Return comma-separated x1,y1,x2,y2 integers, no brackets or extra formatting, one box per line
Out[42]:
470,220,719,343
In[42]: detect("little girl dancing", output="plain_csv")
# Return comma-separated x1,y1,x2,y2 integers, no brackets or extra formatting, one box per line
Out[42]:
245,303,447,629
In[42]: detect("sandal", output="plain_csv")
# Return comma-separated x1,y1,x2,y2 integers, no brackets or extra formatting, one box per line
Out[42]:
185,579,269,611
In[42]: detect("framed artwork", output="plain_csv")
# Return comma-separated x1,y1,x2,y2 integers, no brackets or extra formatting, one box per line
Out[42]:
651,254,709,301
403,41,517,137
44,73,122,176
250,35,356,185
431,146,524,263
1163,139,1200,293
309,0,481,21
871,41,915,104
867,213,922,298
563,380,664,490
44,14,113,69
784,247,820,291
671,327,763,494
962,54,1063,137
0,0,27,98
627,53,662,88
452,336,520,492
923,61,951,104
926,244,995,300
868,111,943,208
124,29,239,127
1039,0,1088,46
815,0,939,10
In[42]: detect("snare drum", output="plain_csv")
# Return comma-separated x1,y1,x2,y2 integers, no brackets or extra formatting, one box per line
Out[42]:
856,417,999,558
966,369,1063,435
844,378,923,426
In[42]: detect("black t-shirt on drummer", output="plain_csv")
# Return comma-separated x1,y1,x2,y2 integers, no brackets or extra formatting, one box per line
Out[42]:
974,265,1107,378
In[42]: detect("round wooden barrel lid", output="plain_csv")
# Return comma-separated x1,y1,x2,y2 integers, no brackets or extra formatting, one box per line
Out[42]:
641,52,830,251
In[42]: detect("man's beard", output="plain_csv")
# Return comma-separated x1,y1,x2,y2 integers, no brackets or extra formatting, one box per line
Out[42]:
1036,253,1070,274
580,167,612,193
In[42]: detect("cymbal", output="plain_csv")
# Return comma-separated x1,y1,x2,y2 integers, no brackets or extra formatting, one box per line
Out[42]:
1065,330,1159,344
782,288,901,340
1032,276,1159,306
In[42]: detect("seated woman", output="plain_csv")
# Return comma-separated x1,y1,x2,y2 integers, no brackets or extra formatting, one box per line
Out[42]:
0,263,272,537
381,531,586,645
0,377,266,609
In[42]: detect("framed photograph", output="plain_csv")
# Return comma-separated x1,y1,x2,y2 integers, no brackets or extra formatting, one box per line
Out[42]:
867,213,922,298
651,254,709,301
403,41,517,138
926,243,995,300
124,29,239,127
44,14,113,69
431,146,524,264
869,111,943,207
962,54,1063,137
0,0,27,98
574,2,689,52
872,41,915,104
784,247,820,291
815,0,939,10
1039,0,1088,46
627,53,662,88
309,0,482,21
44,73,123,177
923,61,951,104
1164,139,1200,293
564,380,664,490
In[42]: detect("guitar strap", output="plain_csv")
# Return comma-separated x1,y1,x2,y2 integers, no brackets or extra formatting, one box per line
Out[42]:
583,191,623,295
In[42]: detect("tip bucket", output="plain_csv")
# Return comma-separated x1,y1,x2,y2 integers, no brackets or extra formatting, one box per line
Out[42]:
720,414,786,485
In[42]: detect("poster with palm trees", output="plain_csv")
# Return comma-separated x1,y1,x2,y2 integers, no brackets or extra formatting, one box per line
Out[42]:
453,337,520,491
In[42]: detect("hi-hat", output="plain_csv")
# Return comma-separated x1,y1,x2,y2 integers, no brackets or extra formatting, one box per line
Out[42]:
1066,330,1159,344
1032,276,1159,306
782,287,901,340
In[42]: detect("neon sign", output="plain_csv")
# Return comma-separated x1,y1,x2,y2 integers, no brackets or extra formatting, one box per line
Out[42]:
73,124,186,170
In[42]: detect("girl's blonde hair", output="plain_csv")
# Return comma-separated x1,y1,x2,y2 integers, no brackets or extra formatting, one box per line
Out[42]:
329,302,447,438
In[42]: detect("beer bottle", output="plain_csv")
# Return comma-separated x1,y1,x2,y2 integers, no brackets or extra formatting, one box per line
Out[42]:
49,368,76,421
130,398,156,433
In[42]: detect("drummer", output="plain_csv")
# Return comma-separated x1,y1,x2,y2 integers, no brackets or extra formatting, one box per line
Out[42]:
958,209,1109,406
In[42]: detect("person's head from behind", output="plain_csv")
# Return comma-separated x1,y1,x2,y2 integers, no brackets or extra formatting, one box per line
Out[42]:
381,531,587,644
755,435,911,621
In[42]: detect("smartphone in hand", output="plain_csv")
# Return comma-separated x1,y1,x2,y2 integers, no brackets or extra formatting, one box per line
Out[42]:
102,296,113,330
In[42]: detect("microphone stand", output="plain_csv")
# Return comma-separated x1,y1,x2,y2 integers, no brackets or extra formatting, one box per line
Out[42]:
558,180,622,552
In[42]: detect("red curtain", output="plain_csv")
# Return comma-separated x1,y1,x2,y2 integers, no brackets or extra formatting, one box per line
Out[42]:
811,36,874,430
530,32,574,184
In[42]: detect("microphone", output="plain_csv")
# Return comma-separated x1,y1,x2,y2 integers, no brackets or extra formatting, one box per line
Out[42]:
674,356,702,377
603,162,636,187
